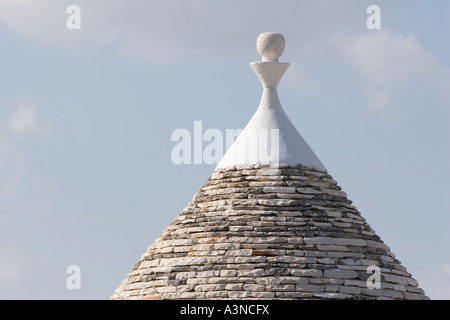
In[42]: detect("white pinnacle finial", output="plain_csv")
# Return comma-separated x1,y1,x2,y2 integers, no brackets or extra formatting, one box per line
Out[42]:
216,32,326,172
256,32,285,62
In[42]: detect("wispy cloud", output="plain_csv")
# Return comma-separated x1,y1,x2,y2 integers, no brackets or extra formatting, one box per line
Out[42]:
0,0,244,62
1,98,52,198
0,0,359,63
0,244,25,293
282,28,450,124
0,134,25,198
7,99,52,138
333,30,450,122
0,98,57,297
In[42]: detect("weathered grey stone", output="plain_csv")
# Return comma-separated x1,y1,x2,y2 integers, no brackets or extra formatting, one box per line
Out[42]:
286,249,305,256
251,292,276,298
205,256,235,264
186,278,208,285
296,188,322,194
311,222,333,227
339,286,361,295
139,260,159,269
304,251,327,258
279,277,308,284
325,211,342,218
255,277,278,285
189,249,226,256
266,284,296,292
214,243,241,250
173,246,192,253
296,284,325,293
324,285,339,292
248,181,286,187
366,240,390,251
123,282,144,291
243,284,266,291
209,277,244,284
257,199,299,206
252,237,287,244
316,245,351,252
220,270,237,277
160,257,208,267
259,168,282,176
176,285,196,292
324,268,358,279
291,269,323,277
210,173,223,180
242,169,258,175
314,292,353,299
403,292,428,300
336,264,367,271
234,264,255,270
225,283,243,291
237,269,265,277
404,285,425,294
333,238,367,247
278,193,314,199
308,278,344,285
247,221,274,227
179,292,206,299
332,222,352,228
318,258,336,265
393,284,406,292
227,291,252,298
263,186,297,194
205,291,228,298
111,165,428,301
309,181,331,188
229,226,254,232
266,256,316,264
381,289,404,299
320,188,347,198
234,256,266,263
156,286,177,293
304,237,334,245
194,284,227,292
406,277,419,287
275,292,314,298
383,274,410,285
344,279,367,287
224,249,253,256
196,270,220,278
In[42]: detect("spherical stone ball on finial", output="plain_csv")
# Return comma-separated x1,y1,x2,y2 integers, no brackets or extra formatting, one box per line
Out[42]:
256,32,285,62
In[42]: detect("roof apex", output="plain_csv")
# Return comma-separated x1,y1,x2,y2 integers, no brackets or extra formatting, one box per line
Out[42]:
216,33,326,172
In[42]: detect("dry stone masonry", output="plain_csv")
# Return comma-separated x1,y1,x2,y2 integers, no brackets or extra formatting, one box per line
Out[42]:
111,32,428,300
111,165,427,300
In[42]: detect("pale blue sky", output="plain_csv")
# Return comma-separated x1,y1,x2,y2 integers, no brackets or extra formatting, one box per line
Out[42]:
0,0,449,299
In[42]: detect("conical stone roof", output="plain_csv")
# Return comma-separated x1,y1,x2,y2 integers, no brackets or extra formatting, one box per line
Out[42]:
111,33,428,300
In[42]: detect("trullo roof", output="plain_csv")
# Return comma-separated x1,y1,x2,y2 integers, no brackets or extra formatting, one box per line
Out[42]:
111,32,428,300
